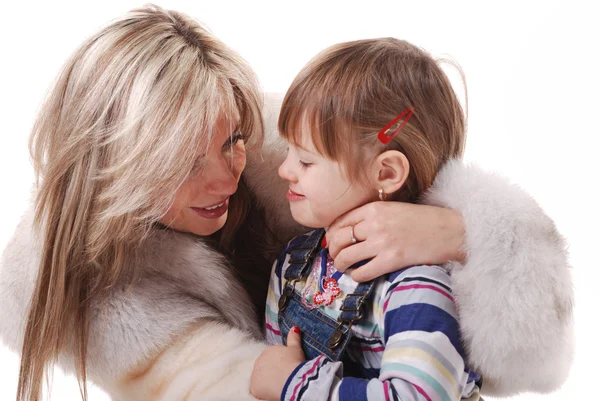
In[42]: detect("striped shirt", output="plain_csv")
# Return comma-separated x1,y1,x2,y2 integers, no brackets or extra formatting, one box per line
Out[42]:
265,234,481,401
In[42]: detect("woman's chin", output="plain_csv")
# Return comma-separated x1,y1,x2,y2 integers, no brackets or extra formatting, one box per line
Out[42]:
182,211,229,236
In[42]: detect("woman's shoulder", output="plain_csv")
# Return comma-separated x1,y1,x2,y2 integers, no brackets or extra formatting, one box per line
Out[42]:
0,209,261,384
0,207,41,353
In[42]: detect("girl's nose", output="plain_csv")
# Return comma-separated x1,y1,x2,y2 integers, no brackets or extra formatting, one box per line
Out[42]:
278,154,297,183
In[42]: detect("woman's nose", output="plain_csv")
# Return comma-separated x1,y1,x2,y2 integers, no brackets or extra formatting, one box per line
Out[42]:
205,157,239,195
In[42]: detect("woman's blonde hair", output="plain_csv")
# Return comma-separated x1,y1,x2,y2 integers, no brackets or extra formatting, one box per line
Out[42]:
19,5,263,401
279,38,466,202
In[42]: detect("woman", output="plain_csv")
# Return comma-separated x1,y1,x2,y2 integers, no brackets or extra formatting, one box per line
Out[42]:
0,5,573,401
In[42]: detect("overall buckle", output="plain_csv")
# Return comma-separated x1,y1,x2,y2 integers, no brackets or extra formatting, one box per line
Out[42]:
278,278,299,311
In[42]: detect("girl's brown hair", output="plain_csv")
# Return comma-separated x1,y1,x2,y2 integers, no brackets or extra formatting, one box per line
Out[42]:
19,5,263,401
279,37,467,202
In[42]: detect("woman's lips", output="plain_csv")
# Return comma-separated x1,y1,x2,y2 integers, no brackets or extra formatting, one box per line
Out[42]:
191,198,230,219
286,189,306,202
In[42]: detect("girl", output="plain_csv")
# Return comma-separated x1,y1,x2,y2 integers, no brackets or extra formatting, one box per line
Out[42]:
251,38,572,400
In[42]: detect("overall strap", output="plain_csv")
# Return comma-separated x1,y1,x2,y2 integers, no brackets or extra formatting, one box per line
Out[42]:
329,269,376,349
280,229,377,353
278,229,326,312
338,280,376,322
284,228,326,281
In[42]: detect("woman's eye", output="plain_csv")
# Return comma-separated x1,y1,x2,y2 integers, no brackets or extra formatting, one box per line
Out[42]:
225,132,246,149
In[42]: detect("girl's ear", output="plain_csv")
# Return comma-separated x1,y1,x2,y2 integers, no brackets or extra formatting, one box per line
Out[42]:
370,150,410,195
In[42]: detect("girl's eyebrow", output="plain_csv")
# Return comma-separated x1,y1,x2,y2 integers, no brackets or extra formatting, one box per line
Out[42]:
292,141,315,155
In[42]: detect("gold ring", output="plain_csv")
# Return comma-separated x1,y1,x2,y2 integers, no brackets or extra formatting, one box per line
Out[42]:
350,225,357,244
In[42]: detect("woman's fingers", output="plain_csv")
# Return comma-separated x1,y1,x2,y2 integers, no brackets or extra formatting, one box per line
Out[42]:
326,203,373,246
328,204,368,231
332,240,376,273
330,202,466,282
350,258,393,283
328,221,366,259
338,249,412,283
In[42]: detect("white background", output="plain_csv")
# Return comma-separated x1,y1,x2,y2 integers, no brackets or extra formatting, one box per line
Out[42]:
0,0,598,399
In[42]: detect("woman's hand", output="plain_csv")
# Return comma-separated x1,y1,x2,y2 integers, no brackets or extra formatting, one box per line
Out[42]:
326,201,466,282
250,327,305,401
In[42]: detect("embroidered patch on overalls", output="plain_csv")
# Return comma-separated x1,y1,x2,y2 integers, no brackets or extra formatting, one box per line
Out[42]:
301,249,343,309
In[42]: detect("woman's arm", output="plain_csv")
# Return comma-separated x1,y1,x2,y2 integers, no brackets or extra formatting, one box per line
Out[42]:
421,159,574,396
326,160,574,396
325,201,466,281
0,208,268,401
112,320,265,401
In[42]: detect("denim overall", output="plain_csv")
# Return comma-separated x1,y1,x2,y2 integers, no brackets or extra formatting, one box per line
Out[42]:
277,228,376,362
277,228,484,396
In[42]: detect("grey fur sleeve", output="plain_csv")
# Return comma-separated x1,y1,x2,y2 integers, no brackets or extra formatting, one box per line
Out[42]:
0,207,264,396
422,159,574,396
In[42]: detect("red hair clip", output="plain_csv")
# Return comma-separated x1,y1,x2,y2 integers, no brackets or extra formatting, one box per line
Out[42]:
377,106,415,144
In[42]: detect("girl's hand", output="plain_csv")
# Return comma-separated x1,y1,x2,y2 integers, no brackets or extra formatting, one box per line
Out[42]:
250,327,305,401
326,201,466,282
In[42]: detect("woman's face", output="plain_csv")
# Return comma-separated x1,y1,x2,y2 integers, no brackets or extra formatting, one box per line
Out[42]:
160,116,246,236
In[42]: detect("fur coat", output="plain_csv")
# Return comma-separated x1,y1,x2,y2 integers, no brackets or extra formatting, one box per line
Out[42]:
0,93,574,400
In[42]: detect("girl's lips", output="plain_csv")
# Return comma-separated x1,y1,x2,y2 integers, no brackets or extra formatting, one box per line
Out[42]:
286,189,306,202
191,198,230,219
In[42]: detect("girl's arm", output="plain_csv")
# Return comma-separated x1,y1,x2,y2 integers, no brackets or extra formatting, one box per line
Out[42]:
255,265,477,401
264,247,289,345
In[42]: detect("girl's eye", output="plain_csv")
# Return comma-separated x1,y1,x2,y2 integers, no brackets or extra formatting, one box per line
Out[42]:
299,160,312,169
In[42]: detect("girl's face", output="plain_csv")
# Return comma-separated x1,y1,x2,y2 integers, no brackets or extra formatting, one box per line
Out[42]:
278,133,373,228
160,116,246,236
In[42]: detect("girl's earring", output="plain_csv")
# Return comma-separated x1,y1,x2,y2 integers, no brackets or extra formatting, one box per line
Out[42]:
378,188,388,201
